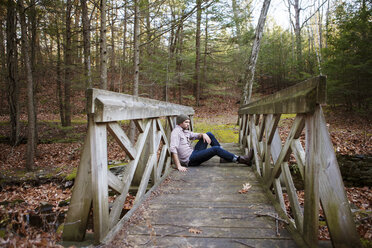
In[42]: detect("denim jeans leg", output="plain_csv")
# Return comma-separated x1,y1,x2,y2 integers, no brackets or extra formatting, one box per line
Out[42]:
193,132,221,152
189,146,235,166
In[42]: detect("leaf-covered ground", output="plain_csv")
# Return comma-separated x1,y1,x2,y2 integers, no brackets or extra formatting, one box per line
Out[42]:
0,85,371,247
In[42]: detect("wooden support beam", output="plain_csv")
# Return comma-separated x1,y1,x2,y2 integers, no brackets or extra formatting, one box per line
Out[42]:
91,122,109,243
109,120,151,228
107,122,137,160
312,106,361,247
282,162,304,234
267,115,305,187
62,117,94,241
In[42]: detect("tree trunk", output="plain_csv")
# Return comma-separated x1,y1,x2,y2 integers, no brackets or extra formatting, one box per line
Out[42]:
241,0,271,104
109,3,117,91
131,0,140,142
203,11,208,95
294,0,302,73
56,23,65,126
18,0,36,171
194,0,201,106
64,0,72,126
29,0,38,148
176,14,184,105
100,0,108,90
6,0,21,145
121,2,127,93
232,0,242,49
81,0,92,88
0,16,6,114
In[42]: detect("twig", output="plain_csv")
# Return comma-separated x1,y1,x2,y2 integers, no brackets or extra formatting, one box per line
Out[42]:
255,212,289,224
232,240,255,248
275,214,280,236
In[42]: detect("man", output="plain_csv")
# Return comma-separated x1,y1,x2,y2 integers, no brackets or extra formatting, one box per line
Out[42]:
170,114,254,172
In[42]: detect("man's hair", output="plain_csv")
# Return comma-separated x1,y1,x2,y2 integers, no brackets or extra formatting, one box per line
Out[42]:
176,114,190,125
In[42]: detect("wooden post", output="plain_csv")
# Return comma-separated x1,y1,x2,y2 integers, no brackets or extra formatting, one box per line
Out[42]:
303,109,320,247
91,122,109,243
62,116,94,241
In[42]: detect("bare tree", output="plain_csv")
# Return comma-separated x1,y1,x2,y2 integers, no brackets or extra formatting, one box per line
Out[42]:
194,0,202,106
130,0,140,142
6,0,21,145
64,0,72,126
18,0,36,170
100,0,108,90
241,0,271,104
81,0,92,88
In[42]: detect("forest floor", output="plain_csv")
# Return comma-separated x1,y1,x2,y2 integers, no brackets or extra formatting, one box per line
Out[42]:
0,86,371,247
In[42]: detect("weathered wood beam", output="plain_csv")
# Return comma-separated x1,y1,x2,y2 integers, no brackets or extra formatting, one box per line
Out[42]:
239,76,326,115
62,117,94,241
107,122,137,160
312,106,361,247
109,120,152,228
91,122,109,243
87,88,194,122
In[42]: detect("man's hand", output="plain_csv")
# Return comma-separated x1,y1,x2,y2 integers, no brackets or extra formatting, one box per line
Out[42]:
202,133,211,144
177,165,188,172
172,153,188,172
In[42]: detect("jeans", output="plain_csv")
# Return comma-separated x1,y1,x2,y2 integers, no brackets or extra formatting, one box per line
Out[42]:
188,132,235,166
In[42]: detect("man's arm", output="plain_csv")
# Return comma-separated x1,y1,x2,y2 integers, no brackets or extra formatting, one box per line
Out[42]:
198,133,211,144
172,152,188,172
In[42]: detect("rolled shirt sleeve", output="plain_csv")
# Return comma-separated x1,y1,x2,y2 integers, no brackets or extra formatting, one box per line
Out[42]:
170,126,200,165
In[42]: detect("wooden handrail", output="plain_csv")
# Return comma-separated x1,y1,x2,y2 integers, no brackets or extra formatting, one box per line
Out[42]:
238,76,361,248
62,89,194,244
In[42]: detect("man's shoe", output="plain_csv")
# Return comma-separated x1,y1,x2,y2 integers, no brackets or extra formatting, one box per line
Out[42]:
238,149,254,166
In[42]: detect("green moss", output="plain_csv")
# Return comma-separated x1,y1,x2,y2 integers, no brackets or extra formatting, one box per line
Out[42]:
0,229,6,238
194,123,239,143
65,168,77,181
280,114,296,119
361,238,372,248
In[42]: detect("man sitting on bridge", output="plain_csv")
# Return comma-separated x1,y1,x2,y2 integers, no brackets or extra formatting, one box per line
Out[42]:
170,114,254,172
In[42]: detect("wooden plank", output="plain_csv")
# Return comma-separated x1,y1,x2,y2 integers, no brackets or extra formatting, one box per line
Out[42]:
107,170,124,193
87,88,194,122
273,178,286,213
267,114,281,144
62,117,94,241
156,145,168,181
134,154,157,204
107,122,136,160
124,236,299,248
291,139,305,179
109,120,152,228
91,122,109,243
104,149,299,247
250,117,261,176
133,119,144,133
258,114,266,142
312,106,361,247
238,76,327,115
281,162,304,234
132,119,152,186
267,115,305,187
303,112,320,247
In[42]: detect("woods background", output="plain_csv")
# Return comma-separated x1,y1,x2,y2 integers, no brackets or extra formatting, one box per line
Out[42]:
0,0,371,167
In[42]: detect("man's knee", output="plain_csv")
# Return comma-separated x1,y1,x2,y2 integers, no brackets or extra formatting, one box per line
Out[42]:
206,132,215,138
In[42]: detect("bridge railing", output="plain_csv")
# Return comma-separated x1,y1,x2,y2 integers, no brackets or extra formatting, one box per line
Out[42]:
62,89,194,244
238,76,361,247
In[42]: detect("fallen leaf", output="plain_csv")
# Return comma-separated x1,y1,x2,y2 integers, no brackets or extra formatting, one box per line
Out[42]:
188,228,202,234
239,183,252,194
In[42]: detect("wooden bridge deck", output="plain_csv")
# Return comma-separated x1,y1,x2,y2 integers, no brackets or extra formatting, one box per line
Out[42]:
106,143,299,247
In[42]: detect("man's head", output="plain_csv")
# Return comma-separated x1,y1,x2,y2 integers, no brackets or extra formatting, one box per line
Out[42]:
176,114,190,130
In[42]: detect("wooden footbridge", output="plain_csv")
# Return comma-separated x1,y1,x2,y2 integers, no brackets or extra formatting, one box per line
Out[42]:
62,76,361,247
